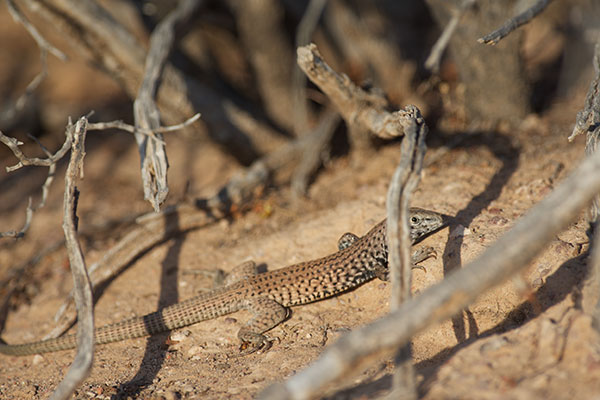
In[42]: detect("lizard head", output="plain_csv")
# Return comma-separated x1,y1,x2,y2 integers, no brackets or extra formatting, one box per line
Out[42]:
408,207,451,243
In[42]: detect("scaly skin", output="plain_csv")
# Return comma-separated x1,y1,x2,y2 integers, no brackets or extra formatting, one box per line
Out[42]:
0,208,448,356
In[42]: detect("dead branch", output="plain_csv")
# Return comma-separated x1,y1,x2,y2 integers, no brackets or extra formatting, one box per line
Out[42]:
291,108,340,197
0,130,66,239
259,129,600,400
0,130,71,171
6,0,67,61
87,113,200,136
297,43,415,140
0,198,33,239
570,41,600,330
21,0,286,164
229,0,295,132
0,109,198,239
324,0,416,105
133,0,205,210
293,0,327,137
385,106,428,398
478,0,553,46
425,0,475,73
49,117,94,400
2,0,66,131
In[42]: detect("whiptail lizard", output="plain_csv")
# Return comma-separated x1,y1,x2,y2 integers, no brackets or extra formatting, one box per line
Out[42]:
0,208,448,356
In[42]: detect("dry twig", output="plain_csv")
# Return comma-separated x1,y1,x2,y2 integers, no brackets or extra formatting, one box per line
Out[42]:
229,0,295,132
133,0,205,211
20,0,286,165
49,117,94,400
570,41,600,329
478,0,553,45
425,0,475,73
297,43,413,140
0,130,67,239
291,108,340,197
3,0,67,130
384,106,427,398
87,113,200,137
260,128,600,400
293,0,327,136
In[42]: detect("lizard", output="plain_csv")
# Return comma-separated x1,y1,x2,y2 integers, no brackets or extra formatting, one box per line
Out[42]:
0,208,448,356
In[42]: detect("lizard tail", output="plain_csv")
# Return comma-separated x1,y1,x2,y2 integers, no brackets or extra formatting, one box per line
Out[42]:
0,286,241,356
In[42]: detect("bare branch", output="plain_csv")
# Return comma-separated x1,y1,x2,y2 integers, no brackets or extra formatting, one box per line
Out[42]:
385,105,427,398
87,113,200,136
0,198,33,239
291,108,340,197
571,40,600,330
569,42,600,143
133,0,206,211
49,117,94,400
260,131,600,400
425,0,475,73
4,0,67,126
478,0,553,46
293,0,327,136
0,130,63,239
6,0,67,61
0,130,71,171
297,43,414,140
229,0,295,132
22,0,285,165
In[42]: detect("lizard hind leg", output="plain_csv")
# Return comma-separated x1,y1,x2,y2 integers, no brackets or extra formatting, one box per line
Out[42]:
223,260,259,286
237,297,288,354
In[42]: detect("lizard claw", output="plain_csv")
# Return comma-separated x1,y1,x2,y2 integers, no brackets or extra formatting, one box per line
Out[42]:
237,336,275,355
412,246,437,264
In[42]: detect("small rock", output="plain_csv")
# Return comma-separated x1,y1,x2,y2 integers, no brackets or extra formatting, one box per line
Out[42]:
170,330,191,342
187,345,204,357
32,355,44,365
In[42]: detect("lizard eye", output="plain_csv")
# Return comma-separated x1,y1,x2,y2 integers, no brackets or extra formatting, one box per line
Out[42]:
411,216,419,224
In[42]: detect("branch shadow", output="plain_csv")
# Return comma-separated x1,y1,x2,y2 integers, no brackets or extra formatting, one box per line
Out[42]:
114,210,183,398
416,251,590,397
438,129,520,342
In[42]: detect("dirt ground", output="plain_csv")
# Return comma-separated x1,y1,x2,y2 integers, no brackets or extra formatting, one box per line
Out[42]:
2,5,600,400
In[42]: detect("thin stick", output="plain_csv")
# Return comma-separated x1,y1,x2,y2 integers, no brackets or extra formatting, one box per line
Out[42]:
385,106,427,398
572,41,600,329
49,117,94,400
293,0,328,136
87,113,200,136
5,0,67,123
425,0,475,72
6,0,67,61
0,130,67,239
478,0,553,45
0,131,71,171
133,0,205,210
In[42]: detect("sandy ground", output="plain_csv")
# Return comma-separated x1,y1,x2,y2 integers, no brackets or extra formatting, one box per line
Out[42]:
2,4,600,400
